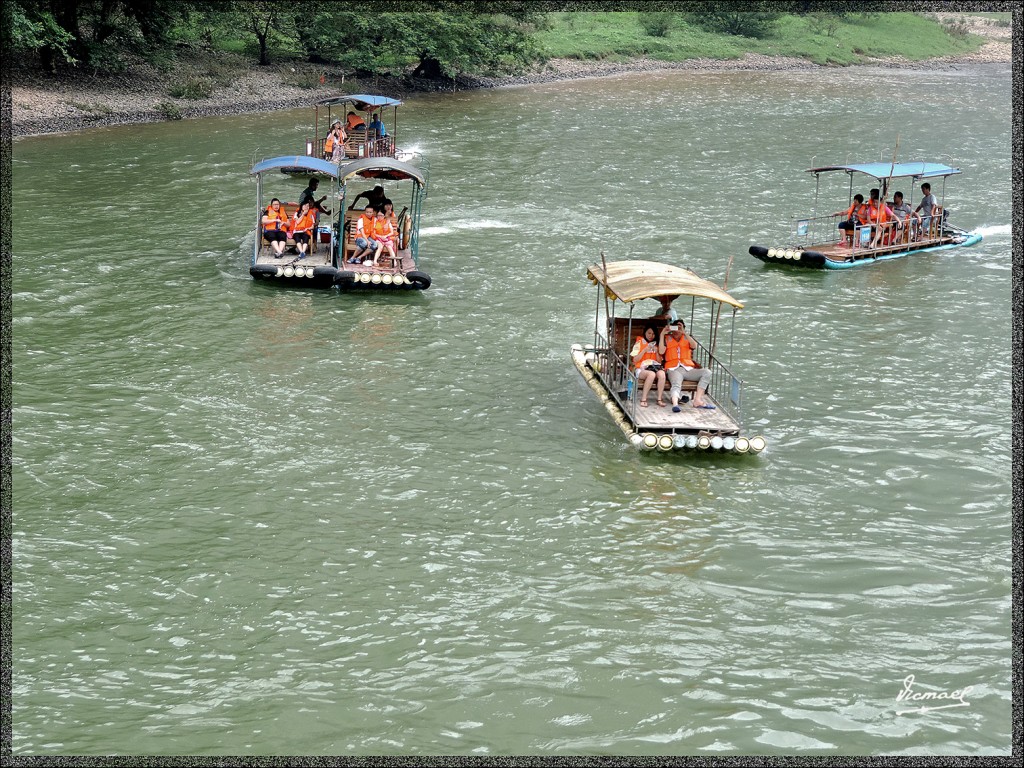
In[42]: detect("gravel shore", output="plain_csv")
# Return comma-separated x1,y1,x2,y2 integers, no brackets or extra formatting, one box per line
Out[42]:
9,28,1010,139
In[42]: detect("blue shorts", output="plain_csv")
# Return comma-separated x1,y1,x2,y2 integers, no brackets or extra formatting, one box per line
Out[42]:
355,236,377,249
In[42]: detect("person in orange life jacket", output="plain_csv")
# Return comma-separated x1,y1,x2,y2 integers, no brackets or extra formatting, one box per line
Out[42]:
345,111,366,132
350,204,378,263
381,200,398,235
834,193,866,248
371,208,397,266
261,198,291,257
866,187,896,247
323,121,347,162
630,326,666,408
659,321,714,412
290,200,317,258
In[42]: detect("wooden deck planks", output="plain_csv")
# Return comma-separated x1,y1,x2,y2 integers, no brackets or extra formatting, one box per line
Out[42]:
620,392,740,433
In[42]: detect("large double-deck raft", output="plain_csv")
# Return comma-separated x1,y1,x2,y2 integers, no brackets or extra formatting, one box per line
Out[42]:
749,161,981,270
572,259,766,454
249,154,430,290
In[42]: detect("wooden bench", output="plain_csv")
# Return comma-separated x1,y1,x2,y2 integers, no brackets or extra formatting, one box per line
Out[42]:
610,318,699,396
261,202,320,255
341,208,406,265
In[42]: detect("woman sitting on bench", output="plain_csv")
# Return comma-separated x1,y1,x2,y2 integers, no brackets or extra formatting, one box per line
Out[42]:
290,200,317,259
262,198,291,257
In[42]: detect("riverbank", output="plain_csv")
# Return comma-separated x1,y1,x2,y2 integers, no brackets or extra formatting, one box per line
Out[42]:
9,31,1010,139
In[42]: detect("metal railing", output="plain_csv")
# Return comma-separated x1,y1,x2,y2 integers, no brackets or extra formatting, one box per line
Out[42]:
307,134,395,161
591,329,743,430
790,210,950,252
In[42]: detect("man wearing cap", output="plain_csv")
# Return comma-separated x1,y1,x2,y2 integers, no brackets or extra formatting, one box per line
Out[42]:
659,321,715,412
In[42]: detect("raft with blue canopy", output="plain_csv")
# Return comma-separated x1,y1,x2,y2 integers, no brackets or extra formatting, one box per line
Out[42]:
247,154,430,290
748,160,982,269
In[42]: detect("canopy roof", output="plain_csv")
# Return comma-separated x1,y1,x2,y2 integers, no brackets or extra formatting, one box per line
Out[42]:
338,156,426,186
587,260,743,308
316,94,402,111
807,161,961,180
250,156,339,178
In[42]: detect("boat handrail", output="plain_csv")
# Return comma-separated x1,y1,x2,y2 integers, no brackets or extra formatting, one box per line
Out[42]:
592,328,743,426
788,208,951,252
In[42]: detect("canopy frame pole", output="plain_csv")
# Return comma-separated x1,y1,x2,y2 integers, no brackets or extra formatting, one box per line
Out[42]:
729,309,737,367
254,174,263,264
812,172,821,223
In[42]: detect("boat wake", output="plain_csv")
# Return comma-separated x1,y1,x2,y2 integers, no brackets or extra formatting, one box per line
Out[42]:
420,219,512,236
972,224,1011,238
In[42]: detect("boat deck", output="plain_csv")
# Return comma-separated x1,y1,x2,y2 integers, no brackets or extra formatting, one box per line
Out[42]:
254,247,333,269
340,248,416,274
812,233,960,263
619,390,740,433
254,243,415,272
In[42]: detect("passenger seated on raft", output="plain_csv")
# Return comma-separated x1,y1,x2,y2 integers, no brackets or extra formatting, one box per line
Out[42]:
345,111,366,132
889,191,921,242
381,200,398,232
659,321,714,412
290,200,317,258
261,198,291,257
368,113,387,137
350,204,378,263
631,326,666,408
865,188,896,247
834,194,866,248
371,207,397,266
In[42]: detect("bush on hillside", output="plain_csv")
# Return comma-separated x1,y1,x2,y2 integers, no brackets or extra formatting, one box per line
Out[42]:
639,12,675,38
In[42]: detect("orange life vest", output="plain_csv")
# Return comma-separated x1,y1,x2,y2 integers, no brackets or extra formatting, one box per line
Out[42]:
373,217,394,240
324,134,336,155
663,335,695,369
632,336,661,370
292,210,316,236
346,114,365,131
264,206,290,231
865,200,892,225
356,214,374,237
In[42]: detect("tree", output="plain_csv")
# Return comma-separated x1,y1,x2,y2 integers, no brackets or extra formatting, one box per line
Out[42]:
286,7,544,80
9,0,76,70
12,0,190,71
683,10,782,38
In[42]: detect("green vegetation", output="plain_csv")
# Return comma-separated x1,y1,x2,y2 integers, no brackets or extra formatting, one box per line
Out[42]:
167,77,214,99
8,2,994,80
536,11,987,66
154,101,183,120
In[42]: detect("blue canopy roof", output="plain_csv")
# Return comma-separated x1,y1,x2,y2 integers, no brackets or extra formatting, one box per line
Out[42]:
807,162,961,179
338,156,426,186
315,94,403,110
250,156,340,177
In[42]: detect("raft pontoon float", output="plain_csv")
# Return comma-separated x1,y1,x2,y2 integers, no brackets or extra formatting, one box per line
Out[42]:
571,258,766,454
749,161,981,269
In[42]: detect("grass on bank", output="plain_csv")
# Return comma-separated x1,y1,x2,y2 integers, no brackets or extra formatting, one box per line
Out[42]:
535,11,988,66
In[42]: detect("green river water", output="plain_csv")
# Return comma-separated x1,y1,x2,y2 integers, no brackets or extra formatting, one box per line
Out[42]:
10,62,1013,756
